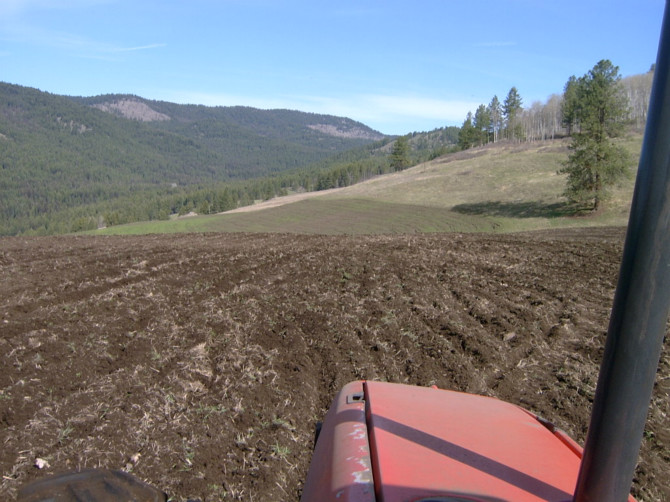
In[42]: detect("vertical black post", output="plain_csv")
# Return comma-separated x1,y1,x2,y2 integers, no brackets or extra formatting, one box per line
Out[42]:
573,2,670,501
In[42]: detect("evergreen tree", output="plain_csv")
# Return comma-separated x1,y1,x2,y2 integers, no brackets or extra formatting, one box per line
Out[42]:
390,136,411,171
217,188,236,212
473,104,491,145
503,87,523,141
561,75,580,135
487,96,503,143
458,112,478,150
559,60,631,211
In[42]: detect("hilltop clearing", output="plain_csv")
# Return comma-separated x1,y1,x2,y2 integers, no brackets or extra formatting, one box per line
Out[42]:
1,230,667,501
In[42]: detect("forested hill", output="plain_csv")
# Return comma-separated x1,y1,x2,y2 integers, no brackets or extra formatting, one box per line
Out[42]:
0,82,387,235
72,94,386,177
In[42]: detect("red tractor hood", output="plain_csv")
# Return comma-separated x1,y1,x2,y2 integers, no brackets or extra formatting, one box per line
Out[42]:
301,380,635,502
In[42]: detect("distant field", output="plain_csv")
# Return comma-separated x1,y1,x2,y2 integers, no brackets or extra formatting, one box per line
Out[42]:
95,135,643,236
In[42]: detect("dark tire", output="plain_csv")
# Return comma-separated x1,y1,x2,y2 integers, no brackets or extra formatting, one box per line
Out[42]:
17,468,167,502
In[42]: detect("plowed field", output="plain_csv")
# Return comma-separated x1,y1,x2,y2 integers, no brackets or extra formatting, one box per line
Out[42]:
1,229,668,501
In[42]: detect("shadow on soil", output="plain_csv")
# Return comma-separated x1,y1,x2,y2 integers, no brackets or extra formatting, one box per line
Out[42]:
452,200,572,219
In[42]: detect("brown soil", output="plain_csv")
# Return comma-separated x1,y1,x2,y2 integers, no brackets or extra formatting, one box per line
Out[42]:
0,229,668,501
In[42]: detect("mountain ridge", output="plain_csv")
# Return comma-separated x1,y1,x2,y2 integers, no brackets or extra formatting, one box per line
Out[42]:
72,92,386,142
0,81,392,235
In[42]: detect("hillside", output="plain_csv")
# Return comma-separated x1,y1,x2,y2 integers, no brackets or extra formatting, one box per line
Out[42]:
98,135,642,236
0,82,388,235
73,94,387,170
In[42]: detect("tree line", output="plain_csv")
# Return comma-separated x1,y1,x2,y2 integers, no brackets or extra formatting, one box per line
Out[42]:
457,60,652,211
457,65,653,150
4,128,463,235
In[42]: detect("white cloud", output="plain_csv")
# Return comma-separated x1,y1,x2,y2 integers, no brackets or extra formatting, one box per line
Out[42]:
474,41,517,48
260,93,478,132
0,0,33,18
112,43,167,53
0,0,119,53
161,91,293,111
156,90,479,135
1,19,165,61
1,0,112,14
363,95,477,122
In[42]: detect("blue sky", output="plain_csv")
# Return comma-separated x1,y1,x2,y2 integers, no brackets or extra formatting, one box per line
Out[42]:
0,0,664,135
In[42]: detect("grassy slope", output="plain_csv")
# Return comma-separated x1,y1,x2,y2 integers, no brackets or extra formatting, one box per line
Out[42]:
95,134,643,236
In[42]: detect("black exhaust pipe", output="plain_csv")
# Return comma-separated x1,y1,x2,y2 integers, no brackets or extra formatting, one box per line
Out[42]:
573,2,670,501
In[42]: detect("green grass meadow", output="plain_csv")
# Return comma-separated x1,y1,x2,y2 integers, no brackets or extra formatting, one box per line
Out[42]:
94,134,643,236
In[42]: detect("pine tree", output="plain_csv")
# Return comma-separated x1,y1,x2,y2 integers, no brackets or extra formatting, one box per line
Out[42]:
503,87,523,141
559,60,631,211
473,104,491,145
390,136,411,171
487,96,503,143
561,76,580,135
458,112,478,150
